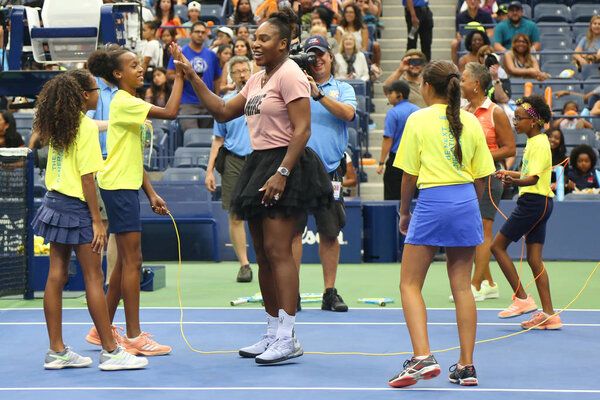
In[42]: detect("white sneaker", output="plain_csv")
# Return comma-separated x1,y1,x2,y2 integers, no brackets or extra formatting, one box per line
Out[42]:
44,346,93,369
480,280,499,299
255,335,303,365
99,345,148,370
239,334,275,358
449,285,485,302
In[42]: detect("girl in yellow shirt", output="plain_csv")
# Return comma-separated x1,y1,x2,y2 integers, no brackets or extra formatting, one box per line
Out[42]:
388,61,495,388
32,70,147,370
85,44,185,356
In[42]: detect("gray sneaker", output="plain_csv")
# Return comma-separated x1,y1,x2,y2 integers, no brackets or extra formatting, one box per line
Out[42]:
255,335,303,364
99,345,148,371
236,264,252,282
239,334,275,358
44,346,93,369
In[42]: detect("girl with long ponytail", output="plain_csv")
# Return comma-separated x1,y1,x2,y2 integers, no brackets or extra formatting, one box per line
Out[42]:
387,60,495,388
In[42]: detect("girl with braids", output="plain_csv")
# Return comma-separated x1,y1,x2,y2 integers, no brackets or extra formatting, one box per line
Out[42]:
85,43,185,357
31,70,147,370
388,60,495,388
175,7,333,365
491,95,562,330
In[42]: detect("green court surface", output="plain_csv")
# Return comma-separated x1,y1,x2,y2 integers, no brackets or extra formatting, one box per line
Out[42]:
2,261,599,310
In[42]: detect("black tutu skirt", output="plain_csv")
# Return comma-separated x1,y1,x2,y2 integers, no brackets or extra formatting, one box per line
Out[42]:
230,147,333,220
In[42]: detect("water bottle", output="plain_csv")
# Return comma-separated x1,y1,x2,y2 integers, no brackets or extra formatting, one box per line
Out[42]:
556,165,564,201
408,25,418,40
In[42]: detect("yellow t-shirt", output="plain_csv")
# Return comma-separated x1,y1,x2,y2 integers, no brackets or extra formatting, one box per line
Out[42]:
45,114,104,201
97,90,152,190
394,104,496,189
519,133,555,198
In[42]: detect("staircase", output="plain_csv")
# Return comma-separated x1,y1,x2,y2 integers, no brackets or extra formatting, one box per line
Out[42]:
360,0,456,200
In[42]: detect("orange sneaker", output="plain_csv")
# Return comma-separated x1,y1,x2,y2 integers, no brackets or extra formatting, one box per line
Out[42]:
124,332,171,356
521,312,563,330
85,325,125,346
498,294,538,318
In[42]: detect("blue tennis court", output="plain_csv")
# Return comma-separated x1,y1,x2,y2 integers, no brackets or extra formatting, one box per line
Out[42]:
1,307,599,399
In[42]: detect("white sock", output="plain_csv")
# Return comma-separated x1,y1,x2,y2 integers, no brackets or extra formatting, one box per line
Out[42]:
276,309,295,339
266,313,278,337
126,334,141,341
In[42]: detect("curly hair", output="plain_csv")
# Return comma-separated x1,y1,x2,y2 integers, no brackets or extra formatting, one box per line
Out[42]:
341,4,364,32
87,48,130,86
570,144,598,174
33,74,86,152
465,30,490,53
518,95,552,124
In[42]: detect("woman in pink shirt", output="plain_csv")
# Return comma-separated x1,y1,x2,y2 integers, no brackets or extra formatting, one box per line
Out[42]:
459,62,515,302
175,7,332,365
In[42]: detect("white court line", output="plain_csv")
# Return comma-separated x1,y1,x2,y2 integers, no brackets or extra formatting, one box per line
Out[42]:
1,321,599,327
1,387,599,394
2,307,600,311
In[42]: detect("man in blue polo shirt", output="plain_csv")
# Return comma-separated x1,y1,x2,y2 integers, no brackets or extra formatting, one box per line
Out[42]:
292,35,356,312
167,21,221,132
493,1,540,52
205,56,254,283
376,80,420,200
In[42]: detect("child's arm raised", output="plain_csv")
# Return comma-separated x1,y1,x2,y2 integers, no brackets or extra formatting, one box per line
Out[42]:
81,173,107,254
147,43,185,120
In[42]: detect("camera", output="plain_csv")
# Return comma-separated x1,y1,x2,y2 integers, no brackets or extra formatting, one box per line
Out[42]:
407,57,424,66
485,53,500,69
289,42,317,71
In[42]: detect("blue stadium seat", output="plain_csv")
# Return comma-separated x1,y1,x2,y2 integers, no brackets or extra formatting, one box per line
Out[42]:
200,4,224,24
572,23,589,40
540,52,573,64
552,94,585,112
570,4,599,23
522,4,532,20
540,33,573,50
563,129,594,145
583,80,600,93
163,167,206,182
545,80,582,93
534,4,571,23
173,147,211,168
183,128,213,147
341,79,368,97
537,23,572,38
174,4,188,23
541,62,580,78
13,114,34,130
581,64,599,80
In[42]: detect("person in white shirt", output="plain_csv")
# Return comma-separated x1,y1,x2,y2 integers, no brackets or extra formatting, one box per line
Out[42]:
140,21,163,80
334,32,369,81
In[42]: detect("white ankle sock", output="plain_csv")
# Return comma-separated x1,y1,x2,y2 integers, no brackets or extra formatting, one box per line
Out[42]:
276,309,295,339
266,313,278,337
414,355,430,360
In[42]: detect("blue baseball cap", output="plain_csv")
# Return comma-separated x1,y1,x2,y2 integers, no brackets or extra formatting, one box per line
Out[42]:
304,35,330,53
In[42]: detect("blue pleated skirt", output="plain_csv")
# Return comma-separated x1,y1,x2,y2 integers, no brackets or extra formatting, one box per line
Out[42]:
405,183,483,247
32,191,93,245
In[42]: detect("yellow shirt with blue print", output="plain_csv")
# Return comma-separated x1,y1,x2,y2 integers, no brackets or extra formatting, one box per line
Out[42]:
519,133,554,198
394,104,495,189
97,90,152,190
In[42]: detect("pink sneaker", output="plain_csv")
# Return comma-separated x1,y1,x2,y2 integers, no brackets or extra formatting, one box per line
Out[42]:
86,325,125,346
124,332,171,356
521,312,563,330
498,294,538,318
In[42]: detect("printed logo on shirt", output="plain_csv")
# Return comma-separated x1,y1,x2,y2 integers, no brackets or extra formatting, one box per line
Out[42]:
190,56,208,76
245,94,266,117
440,123,464,172
50,148,63,183
328,90,339,99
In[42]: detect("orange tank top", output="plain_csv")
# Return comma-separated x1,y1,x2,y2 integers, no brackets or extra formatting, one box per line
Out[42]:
470,98,499,153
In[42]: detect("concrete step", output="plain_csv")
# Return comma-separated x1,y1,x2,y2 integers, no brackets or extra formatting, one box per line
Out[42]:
357,182,384,200
382,4,457,17
381,26,455,40
380,15,455,29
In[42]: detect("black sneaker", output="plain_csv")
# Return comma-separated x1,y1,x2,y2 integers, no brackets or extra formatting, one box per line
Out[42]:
388,355,441,388
236,265,252,282
321,288,348,312
296,293,302,312
448,363,478,386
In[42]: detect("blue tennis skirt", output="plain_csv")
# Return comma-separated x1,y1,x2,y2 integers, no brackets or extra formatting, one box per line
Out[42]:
405,183,484,247
32,191,93,245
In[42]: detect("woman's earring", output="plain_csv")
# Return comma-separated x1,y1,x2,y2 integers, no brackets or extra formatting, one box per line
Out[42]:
474,88,478,93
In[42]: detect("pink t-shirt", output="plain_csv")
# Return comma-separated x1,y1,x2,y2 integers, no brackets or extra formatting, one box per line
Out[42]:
240,59,310,150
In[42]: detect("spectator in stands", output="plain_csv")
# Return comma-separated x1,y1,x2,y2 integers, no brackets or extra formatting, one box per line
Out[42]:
211,27,235,51
181,1,201,29
495,5,508,23
140,21,163,81
458,0,498,16
305,6,340,53
205,56,254,282
567,144,599,191
216,44,233,70
477,46,510,105
403,0,434,63
383,49,427,108
503,33,549,81
553,101,593,130
160,28,177,69
459,62,515,304
155,0,187,39
292,35,356,313
336,4,369,53
221,39,259,95
167,21,221,131
493,1,539,53
334,32,370,81
228,0,258,25
376,80,420,200
351,0,381,27
547,127,568,193
235,24,252,45
458,29,490,73
573,16,600,69
0,110,24,148
452,0,494,65
145,67,173,107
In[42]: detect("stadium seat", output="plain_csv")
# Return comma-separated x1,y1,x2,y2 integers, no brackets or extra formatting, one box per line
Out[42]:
173,147,210,168
143,147,159,171
544,80,582,93
522,4,532,20
572,23,589,40
563,129,594,145
200,4,224,24
552,94,585,112
183,128,213,147
581,64,600,80
570,4,599,23
541,62,580,78
163,167,206,182
540,52,573,64
174,4,188,23
583,79,600,94
341,79,368,97
537,23,572,38
25,0,102,63
533,4,571,23
13,114,34,130
540,34,573,50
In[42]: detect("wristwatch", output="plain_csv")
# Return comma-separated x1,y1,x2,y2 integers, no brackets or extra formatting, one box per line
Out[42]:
277,166,290,177
312,88,325,101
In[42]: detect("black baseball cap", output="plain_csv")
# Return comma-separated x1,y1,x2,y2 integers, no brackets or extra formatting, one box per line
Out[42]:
508,1,523,10
383,80,410,98
304,35,330,53
497,5,508,14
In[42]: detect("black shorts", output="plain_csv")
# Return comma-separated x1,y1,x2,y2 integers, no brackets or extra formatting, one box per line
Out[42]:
296,199,346,238
500,193,553,244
